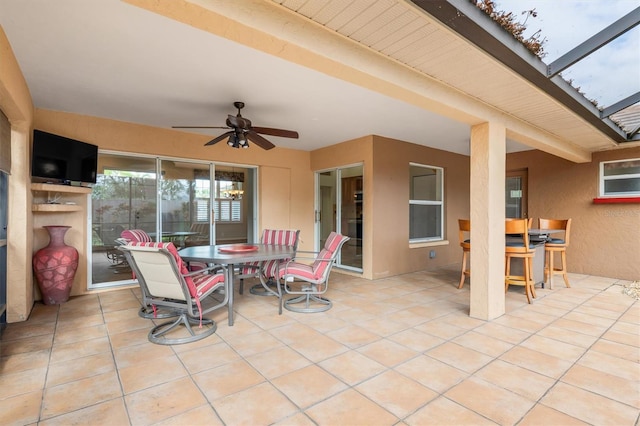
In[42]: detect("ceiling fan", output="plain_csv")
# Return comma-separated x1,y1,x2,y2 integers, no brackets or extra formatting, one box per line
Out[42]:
172,101,299,150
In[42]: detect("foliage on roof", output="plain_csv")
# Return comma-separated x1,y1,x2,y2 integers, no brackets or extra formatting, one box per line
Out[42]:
471,0,546,58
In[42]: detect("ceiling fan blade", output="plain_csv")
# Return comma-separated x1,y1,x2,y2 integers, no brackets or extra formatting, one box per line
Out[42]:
172,126,229,129
246,131,276,150
251,126,299,138
205,131,234,146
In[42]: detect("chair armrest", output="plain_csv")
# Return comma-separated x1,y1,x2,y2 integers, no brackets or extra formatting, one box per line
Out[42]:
183,264,226,278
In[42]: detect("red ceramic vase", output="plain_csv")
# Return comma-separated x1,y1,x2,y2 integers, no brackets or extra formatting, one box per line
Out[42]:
33,226,79,304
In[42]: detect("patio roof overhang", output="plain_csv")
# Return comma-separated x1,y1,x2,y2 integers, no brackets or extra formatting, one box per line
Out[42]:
411,0,640,144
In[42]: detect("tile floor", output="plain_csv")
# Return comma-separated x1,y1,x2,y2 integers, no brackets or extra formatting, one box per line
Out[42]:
1,266,638,426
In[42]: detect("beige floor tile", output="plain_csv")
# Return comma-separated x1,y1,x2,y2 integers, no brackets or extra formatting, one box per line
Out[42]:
518,404,589,426
426,342,494,373
0,333,54,356
273,412,316,426
601,328,640,347
591,339,639,362
125,377,208,426
536,324,599,348
562,364,640,408
49,335,111,364
108,327,151,349
287,333,349,363
51,323,108,346
47,351,116,387
39,397,130,426
396,354,469,393
56,313,105,331
445,377,536,425
499,346,573,379
453,331,513,357
577,350,640,380
305,388,399,425
387,328,446,352
193,358,265,401
153,404,223,426
245,344,312,379
541,381,639,425
473,321,531,345
0,390,43,426
563,311,614,329
355,370,438,418
474,359,555,401
412,319,468,340
493,314,547,334
113,340,176,369
325,324,382,349
520,334,586,362
214,381,299,425
41,371,122,420
271,364,348,409
0,321,56,341
357,339,419,367
177,340,242,374
0,348,50,373
405,396,497,426
319,350,387,386
224,326,284,356
354,316,415,337
119,353,189,394
0,367,47,400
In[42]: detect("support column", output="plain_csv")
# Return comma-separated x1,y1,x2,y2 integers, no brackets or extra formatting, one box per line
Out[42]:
469,122,505,320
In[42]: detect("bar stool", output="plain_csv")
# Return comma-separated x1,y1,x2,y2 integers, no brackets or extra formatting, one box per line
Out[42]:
458,219,471,289
538,218,572,289
505,218,536,303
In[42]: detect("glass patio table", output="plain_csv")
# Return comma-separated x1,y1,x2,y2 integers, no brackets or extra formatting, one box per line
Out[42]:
178,243,295,326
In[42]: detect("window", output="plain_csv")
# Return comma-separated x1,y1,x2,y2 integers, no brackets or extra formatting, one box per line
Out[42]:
409,163,443,242
600,159,640,197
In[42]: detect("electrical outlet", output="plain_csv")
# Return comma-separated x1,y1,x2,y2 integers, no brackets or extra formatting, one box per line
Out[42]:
429,250,436,259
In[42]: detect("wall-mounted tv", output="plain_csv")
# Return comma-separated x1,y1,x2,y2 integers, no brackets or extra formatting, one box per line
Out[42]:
31,130,98,185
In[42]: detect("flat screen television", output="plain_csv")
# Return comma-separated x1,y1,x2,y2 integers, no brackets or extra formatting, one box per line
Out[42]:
31,130,98,185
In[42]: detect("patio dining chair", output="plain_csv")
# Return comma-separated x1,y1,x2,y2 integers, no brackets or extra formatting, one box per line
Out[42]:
277,232,349,313
119,241,228,345
237,229,300,295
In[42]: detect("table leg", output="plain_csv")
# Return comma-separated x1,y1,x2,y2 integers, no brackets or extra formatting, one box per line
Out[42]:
227,263,235,326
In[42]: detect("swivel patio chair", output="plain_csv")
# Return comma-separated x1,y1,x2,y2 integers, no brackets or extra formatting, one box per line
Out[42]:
237,229,300,296
505,218,537,303
277,232,349,314
119,241,228,345
458,219,471,289
539,218,572,289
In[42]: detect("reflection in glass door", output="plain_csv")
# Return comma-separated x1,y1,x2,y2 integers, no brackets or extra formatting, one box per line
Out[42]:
90,154,157,287
506,170,528,219
316,164,363,272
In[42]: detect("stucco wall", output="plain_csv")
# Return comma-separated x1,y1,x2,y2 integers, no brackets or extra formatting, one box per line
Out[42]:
508,147,640,281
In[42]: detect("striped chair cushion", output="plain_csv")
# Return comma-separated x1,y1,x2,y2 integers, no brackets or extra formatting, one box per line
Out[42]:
121,229,152,243
279,232,347,281
241,229,299,277
128,241,223,298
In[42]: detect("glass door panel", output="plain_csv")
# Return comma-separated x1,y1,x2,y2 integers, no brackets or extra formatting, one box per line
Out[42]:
159,160,211,249
90,154,157,286
340,166,363,270
316,164,363,272
506,170,528,219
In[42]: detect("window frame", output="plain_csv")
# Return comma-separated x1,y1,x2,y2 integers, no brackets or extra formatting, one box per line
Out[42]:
599,158,640,198
409,163,444,243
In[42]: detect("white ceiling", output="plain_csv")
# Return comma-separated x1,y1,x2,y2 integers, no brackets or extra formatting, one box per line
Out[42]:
0,0,542,155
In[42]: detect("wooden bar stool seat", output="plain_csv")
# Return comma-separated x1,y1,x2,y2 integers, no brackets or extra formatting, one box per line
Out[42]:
505,218,537,303
458,219,471,289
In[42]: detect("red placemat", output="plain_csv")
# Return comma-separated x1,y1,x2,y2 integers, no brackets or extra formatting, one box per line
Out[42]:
218,244,259,253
